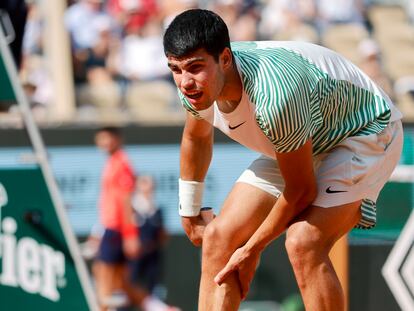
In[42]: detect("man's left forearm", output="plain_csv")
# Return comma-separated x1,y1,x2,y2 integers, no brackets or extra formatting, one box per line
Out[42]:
244,188,316,253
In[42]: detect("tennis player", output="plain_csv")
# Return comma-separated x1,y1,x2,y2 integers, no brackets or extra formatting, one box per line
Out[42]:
163,9,403,311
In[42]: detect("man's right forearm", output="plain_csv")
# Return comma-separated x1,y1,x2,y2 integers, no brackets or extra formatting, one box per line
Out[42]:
179,122,213,218
180,128,213,182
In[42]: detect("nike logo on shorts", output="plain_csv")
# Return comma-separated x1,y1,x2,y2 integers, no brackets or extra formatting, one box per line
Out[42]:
326,186,348,194
229,121,246,130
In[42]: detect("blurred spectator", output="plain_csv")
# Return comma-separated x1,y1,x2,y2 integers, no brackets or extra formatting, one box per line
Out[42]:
18,1,52,120
210,0,260,41
21,56,53,120
116,17,170,81
0,0,27,68
22,0,42,56
406,0,414,23
113,14,182,123
316,0,365,31
319,0,369,64
259,0,318,42
130,175,169,294
357,38,394,98
68,10,123,119
64,0,115,52
106,0,158,34
158,0,199,29
72,17,117,82
16,0,414,124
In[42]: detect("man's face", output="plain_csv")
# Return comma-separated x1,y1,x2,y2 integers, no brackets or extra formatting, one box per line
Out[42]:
167,48,226,111
95,131,120,154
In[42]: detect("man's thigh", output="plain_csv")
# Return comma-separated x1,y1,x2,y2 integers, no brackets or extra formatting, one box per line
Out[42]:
207,182,277,250
98,229,126,263
287,201,362,249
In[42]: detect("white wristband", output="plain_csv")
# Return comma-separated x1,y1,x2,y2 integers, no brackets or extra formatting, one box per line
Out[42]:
178,178,204,217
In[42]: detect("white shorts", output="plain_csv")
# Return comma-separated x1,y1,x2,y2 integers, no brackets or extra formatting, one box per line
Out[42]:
237,120,403,229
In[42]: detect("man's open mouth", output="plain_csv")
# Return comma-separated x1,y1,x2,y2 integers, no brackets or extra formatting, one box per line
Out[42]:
185,92,203,100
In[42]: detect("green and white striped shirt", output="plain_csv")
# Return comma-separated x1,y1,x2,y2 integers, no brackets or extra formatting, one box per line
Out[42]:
179,41,401,156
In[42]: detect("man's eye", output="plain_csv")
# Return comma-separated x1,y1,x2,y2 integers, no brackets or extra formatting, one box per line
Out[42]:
189,65,202,72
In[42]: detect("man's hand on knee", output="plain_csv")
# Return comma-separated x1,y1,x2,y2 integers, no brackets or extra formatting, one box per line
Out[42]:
214,246,260,300
181,209,214,247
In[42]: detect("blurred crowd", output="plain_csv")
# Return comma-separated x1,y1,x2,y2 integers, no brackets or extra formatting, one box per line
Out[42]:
7,0,414,123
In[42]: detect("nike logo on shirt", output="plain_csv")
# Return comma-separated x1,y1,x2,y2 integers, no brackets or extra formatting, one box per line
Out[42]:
325,186,348,194
229,121,246,130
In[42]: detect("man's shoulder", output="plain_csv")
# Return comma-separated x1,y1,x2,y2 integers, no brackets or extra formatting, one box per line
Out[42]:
234,42,316,104
232,40,341,68
110,150,133,169
233,40,316,72
231,40,322,54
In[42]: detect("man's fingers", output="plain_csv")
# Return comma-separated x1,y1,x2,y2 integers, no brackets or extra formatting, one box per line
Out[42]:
190,235,202,247
239,271,252,300
183,224,205,247
200,209,215,224
214,262,252,300
214,264,235,285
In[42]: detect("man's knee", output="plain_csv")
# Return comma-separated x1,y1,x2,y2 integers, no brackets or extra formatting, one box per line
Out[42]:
202,221,234,264
285,222,328,269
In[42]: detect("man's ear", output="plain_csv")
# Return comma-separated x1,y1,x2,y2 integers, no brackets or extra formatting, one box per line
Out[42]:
220,47,233,70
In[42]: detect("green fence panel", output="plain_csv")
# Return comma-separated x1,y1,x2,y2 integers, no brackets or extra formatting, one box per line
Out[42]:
0,167,90,310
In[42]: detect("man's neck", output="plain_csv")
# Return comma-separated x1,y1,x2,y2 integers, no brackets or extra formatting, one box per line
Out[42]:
109,147,121,156
217,61,243,113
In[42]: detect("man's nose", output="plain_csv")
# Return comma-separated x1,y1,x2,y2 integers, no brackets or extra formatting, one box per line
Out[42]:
181,73,195,90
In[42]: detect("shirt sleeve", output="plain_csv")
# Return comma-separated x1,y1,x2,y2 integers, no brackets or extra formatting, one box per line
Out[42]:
256,92,317,153
121,223,139,239
235,46,324,153
116,162,135,193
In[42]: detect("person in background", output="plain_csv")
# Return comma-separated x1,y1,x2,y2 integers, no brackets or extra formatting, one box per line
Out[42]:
105,0,158,35
64,0,114,53
0,0,27,113
94,126,180,311
116,17,170,82
158,0,199,30
0,0,27,68
20,2,53,119
315,0,365,31
357,38,394,100
209,0,260,42
131,175,169,294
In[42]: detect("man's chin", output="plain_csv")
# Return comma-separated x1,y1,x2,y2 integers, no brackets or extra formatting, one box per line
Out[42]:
192,102,212,111
187,97,212,111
